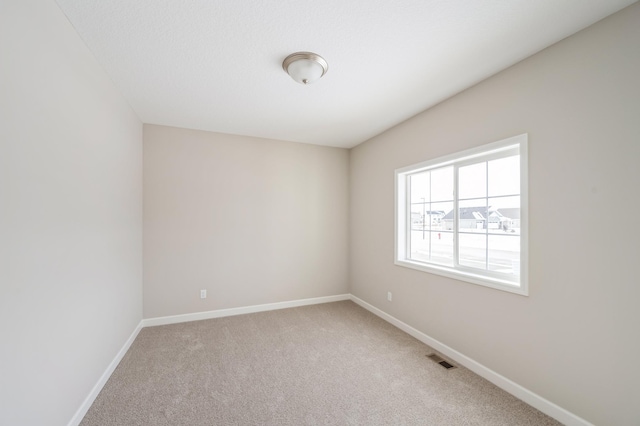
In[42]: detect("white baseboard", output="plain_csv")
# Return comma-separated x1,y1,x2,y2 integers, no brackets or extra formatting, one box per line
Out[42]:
142,294,351,327
349,295,593,426
67,320,143,426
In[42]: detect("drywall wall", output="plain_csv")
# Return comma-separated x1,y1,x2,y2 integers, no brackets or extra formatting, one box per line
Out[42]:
143,125,349,318
349,3,640,425
0,1,143,425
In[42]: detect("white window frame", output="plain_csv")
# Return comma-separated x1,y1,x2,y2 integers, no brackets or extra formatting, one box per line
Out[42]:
395,134,528,296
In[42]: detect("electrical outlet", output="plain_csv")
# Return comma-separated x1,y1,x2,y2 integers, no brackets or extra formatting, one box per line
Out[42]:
200,289,207,299
387,291,392,302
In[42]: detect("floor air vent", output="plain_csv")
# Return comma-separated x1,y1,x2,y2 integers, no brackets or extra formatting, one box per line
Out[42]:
426,353,456,370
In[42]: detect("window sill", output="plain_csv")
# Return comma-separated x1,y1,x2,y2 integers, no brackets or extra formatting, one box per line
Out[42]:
394,259,528,296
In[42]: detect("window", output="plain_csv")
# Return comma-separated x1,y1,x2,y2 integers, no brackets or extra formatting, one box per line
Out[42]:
395,134,528,295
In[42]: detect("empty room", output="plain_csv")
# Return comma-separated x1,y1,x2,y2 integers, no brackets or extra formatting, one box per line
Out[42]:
1,0,639,425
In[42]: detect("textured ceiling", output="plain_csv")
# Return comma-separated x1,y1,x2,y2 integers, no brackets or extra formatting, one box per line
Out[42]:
55,0,636,148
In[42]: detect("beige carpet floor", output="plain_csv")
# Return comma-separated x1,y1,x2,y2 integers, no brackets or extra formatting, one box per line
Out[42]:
81,301,561,425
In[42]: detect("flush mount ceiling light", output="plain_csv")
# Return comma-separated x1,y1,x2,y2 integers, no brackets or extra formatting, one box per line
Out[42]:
282,52,328,85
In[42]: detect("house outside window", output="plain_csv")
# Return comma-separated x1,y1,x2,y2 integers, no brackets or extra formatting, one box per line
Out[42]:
395,134,528,295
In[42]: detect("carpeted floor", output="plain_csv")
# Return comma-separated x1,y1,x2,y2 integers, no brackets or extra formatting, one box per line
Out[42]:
81,301,560,425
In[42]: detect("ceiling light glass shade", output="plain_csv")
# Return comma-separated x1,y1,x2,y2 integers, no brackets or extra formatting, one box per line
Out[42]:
282,52,328,85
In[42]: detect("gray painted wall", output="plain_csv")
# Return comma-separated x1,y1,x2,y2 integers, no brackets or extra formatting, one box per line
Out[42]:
143,125,349,318
349,4,640,425
0,1,143,425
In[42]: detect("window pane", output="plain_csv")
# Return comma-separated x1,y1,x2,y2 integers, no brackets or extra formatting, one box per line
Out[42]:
409,230,429,262
488,155,520,197
410,171,430,203
430,231,453,266
430,201,451,231
459,162,486,200
431,166,453,202
459,233,486,270
488,196,520,235
458,198,488,232
488,235,520,275
410,203,424,231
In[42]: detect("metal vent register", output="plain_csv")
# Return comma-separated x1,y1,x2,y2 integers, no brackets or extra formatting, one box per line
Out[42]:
427,353,456,370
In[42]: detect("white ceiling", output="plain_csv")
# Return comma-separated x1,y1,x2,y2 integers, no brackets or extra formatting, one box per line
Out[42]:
55,0,636,148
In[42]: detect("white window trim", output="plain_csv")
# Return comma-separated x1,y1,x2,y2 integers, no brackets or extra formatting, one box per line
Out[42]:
395,134,528,296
